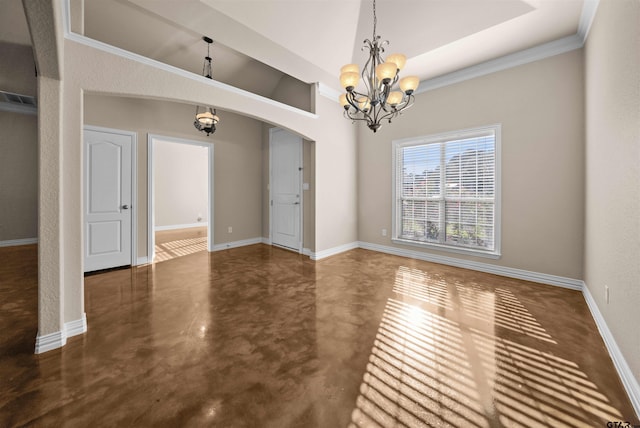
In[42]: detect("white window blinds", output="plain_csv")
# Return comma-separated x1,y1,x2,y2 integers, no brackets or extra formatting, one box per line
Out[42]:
394,126,499,255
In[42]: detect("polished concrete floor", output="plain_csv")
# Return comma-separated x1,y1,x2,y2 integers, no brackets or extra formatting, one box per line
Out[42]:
1,239,638,427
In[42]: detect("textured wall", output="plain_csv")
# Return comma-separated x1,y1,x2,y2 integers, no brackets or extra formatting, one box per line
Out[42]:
584,0,640,388
358,50,585,279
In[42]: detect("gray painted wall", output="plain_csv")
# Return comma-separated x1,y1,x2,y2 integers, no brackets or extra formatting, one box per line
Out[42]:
357,49,585,280
0,42,38,243
84,95,263,257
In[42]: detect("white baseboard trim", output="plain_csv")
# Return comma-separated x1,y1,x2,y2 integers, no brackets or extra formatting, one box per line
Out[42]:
0,238,38,247
136,257,150,266
65,313,88,338
212,237,263,252
155,222,207,231
357,241,583,290
261,237,271,245
34,330,65,354
302,248,312,257
583,284,640,418
35,313,87,354
311,241,359,261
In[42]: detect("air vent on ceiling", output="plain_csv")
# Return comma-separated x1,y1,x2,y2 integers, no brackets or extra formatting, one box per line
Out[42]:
0,90,38,115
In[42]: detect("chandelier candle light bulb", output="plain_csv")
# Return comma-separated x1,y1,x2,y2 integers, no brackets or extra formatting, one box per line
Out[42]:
338,0,419,132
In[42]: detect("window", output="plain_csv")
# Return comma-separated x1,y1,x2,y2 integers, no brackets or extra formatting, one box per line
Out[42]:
392,125,501,258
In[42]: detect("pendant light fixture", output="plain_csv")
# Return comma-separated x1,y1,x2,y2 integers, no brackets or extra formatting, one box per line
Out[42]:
339,0,420,132
194,36,220,136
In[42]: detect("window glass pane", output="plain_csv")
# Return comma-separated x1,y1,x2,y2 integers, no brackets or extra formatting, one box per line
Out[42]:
400,200,439,242
444,201,494,249
395,127,498,254
402,144,441,198
445,135,495,200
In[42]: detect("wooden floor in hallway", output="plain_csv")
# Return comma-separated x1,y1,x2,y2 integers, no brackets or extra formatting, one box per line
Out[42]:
1,238,638,427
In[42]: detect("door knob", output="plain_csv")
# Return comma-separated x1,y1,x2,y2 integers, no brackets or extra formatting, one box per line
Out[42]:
294,202,300,205
122,204,130,209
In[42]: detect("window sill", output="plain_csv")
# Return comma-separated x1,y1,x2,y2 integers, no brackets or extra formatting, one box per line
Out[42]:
391,238,501,260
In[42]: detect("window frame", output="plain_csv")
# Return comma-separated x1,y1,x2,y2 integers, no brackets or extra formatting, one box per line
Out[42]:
391,124,502,259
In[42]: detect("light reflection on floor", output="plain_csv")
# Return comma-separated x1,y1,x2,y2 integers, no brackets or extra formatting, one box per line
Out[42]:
349,266,625,427
154,236,208,263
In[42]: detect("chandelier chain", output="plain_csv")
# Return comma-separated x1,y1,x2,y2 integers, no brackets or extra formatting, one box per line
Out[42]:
372,0,377,40
194,36,220,136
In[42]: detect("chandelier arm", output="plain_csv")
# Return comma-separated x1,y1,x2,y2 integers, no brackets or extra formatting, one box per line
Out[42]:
375,102,395,124
380,82,391,104
380,101,394,114
361,42,376,100
377,107,400,123
345,90,362,112
344,109,371,123
397,94,416,113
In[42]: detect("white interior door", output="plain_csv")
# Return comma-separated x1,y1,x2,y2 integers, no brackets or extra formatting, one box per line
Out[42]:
270,128,302,251
84,128,133,272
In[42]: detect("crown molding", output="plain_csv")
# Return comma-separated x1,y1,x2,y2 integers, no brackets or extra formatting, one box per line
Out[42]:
578,0,601,43
317,82,342,102
417,34,583,94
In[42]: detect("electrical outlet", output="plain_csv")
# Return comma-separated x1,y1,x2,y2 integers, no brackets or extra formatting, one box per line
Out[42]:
605,285,610,304
382,228,387,237
228,226,233,234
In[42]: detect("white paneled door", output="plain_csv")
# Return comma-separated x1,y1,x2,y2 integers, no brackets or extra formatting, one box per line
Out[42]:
84,128,134,272
270,128,302,251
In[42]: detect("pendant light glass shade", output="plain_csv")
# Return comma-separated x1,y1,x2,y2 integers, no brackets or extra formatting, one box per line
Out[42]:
386,53,407,70
375,62,398,83
194,107,220,136
399,76,420,94
340,72,360,90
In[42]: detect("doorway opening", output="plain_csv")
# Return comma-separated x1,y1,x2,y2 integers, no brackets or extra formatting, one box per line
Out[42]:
147,134,213,263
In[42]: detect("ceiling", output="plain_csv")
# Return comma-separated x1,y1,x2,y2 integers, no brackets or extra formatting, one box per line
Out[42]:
1,0,586,97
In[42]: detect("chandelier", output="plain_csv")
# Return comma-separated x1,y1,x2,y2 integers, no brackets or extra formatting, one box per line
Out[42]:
339,0,419,132
194,36,220,136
